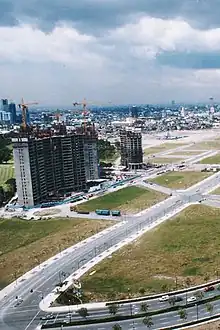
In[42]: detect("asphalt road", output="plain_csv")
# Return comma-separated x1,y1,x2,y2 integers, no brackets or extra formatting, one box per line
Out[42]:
41,296,220,330
1,169,220,329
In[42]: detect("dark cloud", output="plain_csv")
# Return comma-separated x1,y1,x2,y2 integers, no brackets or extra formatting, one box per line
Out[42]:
1,0,220,32
0,0,18,26
156,52,220,69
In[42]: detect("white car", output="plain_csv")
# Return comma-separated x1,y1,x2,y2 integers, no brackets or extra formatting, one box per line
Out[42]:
159,295,169,302
187,296,197,303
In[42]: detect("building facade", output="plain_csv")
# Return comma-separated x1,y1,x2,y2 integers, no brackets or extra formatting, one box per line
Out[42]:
0,99,12,124
120,127,143,169
83,132,99,181
12,134,87,207
8,102,17,124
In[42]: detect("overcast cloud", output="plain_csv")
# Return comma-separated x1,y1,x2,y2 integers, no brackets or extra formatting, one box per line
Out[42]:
0,0,219,105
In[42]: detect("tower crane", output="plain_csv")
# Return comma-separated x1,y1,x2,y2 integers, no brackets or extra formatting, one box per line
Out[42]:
73,98,111,130
18,98,38,130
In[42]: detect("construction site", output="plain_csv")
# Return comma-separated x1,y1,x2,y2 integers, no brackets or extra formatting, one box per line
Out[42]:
11,98,100,208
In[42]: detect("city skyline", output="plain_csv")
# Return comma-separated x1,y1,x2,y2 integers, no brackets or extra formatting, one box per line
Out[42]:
0,0,220,104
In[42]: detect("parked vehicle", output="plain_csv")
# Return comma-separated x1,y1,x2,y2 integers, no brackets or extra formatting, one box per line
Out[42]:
204,286,215,292
95,209,110,216
111,210,121,216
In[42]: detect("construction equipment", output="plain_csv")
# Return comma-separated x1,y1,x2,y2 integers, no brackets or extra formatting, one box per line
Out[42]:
73,98,111,130
55,110,61,123
18,98,38,130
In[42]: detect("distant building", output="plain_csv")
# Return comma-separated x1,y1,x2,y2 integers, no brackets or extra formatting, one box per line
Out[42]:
8,103,16,124
120,127,143,170
180,107,186,117
1,99,8,112
130,106,139,119
12,134,87,207
0,111,11,123
0,99,12,123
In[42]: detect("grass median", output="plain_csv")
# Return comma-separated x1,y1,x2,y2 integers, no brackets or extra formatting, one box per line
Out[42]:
82,205,220,301
149,171,212,189
0,217,114,289
199,154,220,164
187,140,220,150
77,186,167,214
144,143,186,155
148,157,184,164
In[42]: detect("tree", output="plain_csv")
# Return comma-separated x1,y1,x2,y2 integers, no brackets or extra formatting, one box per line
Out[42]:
195,290,204,300
178,309,187,322
204,274,210,282
139,287,146,295
185,277,192,287
168,296,176,306
206,303,214,315
140,302,149,313
97,139,117,161
143,316,154,328
0,137,12,164
112,324,122,330
77,307,89,318
161,283,168,292
108,303,119,316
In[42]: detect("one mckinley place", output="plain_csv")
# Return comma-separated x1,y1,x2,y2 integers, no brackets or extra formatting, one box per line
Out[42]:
12,129,99,207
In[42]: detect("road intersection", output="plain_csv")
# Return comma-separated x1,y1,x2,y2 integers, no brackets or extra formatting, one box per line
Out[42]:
1,140,220,329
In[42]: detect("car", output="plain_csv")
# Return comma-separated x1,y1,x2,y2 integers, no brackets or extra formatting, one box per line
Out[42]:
204,286,215,292
187,296,197,303
159,295,169,302
40,314,55,321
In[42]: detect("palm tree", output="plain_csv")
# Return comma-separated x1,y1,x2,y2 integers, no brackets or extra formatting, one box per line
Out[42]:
140,302,149,314
112,324,122,330
178,309,187,323
206,302,214,316
77,307,89,318
195,290,204,300
168,296,176,306
143,316,154,328
108,303,119,316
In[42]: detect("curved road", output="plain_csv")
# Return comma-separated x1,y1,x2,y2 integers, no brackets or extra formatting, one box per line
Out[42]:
1,169,220,329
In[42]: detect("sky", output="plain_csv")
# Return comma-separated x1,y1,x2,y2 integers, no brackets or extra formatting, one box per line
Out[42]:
0,0,220,105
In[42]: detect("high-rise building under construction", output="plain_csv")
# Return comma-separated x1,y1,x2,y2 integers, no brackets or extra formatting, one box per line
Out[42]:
120,127,143,170
12,130,98,207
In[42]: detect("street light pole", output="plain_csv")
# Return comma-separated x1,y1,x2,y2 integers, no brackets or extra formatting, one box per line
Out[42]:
129,303,133,316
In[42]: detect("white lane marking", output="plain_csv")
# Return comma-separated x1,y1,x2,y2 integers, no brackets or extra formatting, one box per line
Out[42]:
24,310,40,330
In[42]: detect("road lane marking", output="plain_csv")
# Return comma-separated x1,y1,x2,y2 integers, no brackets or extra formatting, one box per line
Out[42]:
24,310,40,330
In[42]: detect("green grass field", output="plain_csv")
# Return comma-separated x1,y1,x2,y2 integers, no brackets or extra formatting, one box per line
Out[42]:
169,151,201,157
148,157,184,164
0,164,14,185
0,217,113,289
199,154,220,164
211,187,220,194
150,171,212,189
77,186,167,214
187,140,220,150
144,143,186,155
82,205,220,301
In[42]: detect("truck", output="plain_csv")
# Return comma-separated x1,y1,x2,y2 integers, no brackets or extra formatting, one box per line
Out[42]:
95,209,110,216
111,210,121,216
